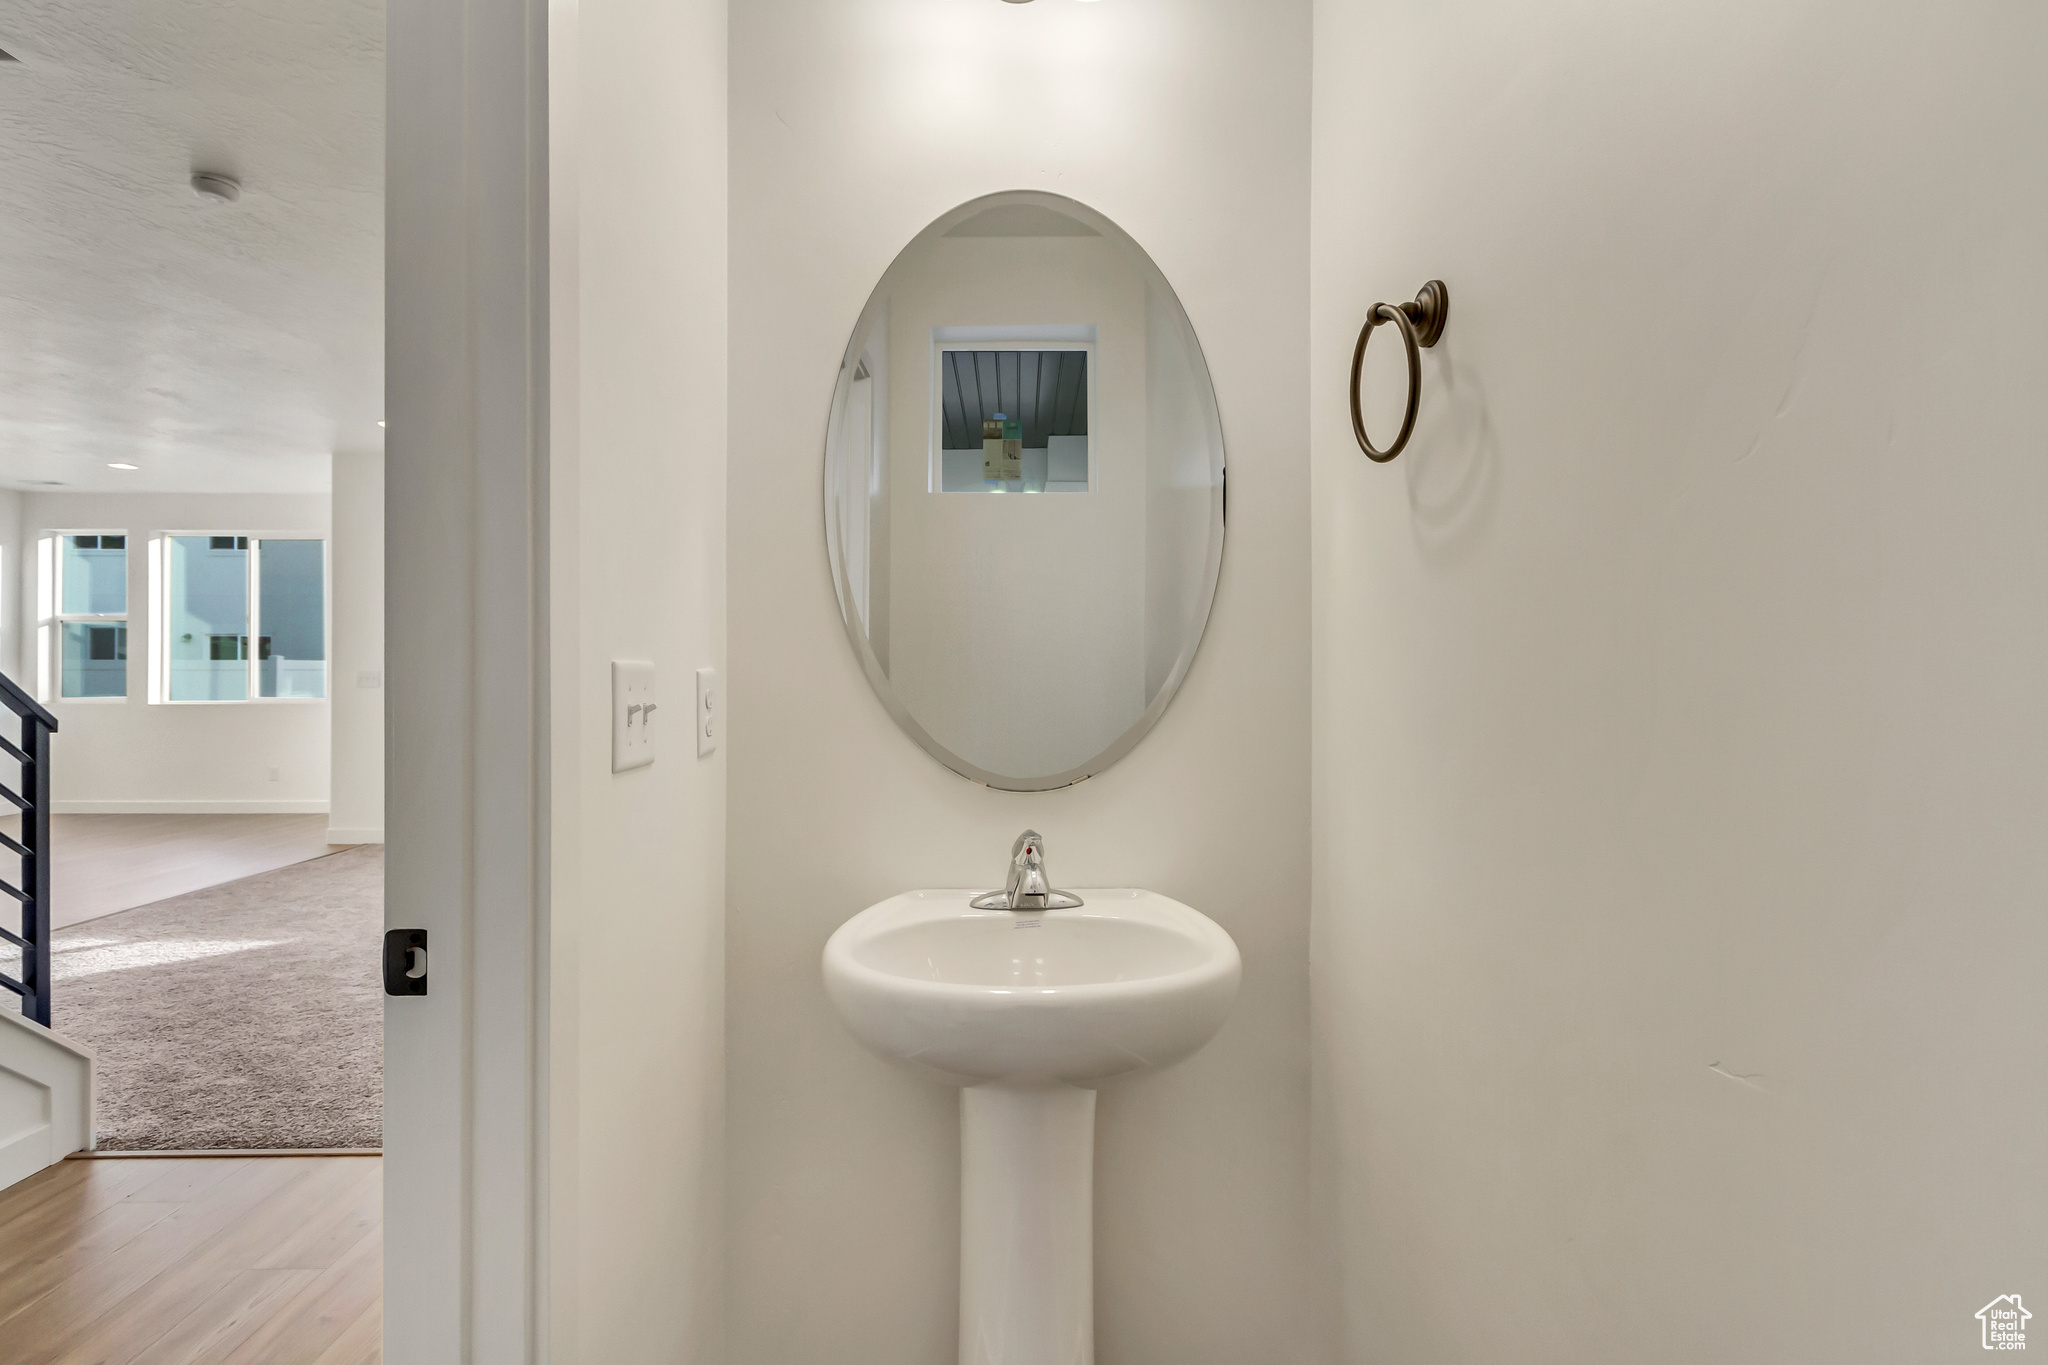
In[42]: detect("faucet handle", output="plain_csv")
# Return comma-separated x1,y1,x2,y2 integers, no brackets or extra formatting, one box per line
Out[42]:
970,829,1084,911
1011,835,1050,902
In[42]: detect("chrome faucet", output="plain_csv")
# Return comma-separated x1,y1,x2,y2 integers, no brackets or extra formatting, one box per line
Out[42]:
970,830,1084,911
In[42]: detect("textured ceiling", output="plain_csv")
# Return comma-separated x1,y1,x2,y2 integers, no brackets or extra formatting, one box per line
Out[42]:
0,0,382,493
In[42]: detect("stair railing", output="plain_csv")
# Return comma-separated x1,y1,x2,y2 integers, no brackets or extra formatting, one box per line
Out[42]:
0,673,57,1027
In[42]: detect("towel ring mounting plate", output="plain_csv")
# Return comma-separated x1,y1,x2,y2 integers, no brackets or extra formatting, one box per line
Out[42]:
1349,279,1448,462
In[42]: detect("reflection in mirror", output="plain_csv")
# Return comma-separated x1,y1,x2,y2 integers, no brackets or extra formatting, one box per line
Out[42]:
825,191,1225,791
937,347,1090,492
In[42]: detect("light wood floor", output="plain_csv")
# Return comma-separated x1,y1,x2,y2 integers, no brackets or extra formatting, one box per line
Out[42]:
0,1155,380,1364
0,815,352,929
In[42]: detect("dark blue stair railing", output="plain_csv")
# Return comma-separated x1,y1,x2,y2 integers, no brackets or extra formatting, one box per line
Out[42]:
0,673,57,1027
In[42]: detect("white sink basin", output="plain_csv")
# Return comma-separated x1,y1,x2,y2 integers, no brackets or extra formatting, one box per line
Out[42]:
823,888,1241,1087
824,888,1240,1365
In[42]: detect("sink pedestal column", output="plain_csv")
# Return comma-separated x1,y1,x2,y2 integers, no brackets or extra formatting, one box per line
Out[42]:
959,1083,1096,1365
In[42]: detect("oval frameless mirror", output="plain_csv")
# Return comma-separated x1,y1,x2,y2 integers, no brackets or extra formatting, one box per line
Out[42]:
823,191,1226,791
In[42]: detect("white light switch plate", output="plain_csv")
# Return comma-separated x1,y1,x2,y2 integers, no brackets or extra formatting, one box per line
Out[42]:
696,666,718,757
612,660,656,772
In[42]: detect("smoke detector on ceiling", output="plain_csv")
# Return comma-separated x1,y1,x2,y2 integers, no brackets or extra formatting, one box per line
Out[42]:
191,172,241,203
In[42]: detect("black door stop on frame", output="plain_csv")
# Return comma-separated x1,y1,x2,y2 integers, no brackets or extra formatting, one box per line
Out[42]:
384,929,429,996
1349,279,1448,462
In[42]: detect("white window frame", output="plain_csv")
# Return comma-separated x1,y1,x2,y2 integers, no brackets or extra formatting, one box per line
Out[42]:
928,324,1098,494
153,531,332,705
45,530,132,704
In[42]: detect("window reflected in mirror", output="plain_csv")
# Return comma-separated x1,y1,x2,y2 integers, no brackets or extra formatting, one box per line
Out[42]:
937,347,1090,493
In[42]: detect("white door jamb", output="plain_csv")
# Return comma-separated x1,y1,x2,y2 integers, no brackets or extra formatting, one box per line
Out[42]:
385,0,551,1356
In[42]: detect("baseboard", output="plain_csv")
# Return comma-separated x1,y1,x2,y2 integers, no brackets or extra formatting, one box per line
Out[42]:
72,1148,381,1159
49,800,332,815
0,1125,54,1193
324,825,385,845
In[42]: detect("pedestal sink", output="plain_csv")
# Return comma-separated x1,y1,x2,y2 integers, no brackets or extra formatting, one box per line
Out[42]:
823,886,1241,1365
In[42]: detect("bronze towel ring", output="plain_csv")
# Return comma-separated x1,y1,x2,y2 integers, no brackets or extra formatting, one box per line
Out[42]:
1349,280,1448,462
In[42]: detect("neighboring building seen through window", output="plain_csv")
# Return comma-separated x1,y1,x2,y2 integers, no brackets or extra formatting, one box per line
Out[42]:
167,536,326,701
258,539,326,698
168,535,250,700
57,534,128,698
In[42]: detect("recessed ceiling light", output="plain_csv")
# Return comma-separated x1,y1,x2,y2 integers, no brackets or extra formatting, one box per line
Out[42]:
376,420,386,428
191,172,241,203
108,462,139,470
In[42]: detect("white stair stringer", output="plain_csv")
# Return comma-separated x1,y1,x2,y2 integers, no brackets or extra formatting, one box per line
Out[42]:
0,1009,95,1191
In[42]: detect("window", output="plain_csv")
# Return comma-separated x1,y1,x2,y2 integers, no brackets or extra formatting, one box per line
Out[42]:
256,540,326,698
936,347,1091,493
55,534,128,698
165,536,326,701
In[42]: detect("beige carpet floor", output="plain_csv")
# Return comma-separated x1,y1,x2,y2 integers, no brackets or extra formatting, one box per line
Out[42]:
48,845,385,1151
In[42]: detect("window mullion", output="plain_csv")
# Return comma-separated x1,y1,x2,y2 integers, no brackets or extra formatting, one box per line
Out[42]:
158,542,168,702
247,538,261,701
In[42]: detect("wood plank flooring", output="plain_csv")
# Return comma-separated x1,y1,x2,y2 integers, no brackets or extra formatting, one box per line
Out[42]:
0,1155,380,1364
0,815,352,929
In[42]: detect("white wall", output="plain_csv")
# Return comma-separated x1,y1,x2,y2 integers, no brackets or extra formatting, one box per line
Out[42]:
1310,2,2048,1360
19,491,330,811
0,489,22,684
729,2,1312,1362
547,0,727,1359
329,453,384,842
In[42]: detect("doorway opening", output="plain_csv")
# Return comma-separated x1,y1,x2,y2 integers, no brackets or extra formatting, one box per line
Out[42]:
0,0,390,1353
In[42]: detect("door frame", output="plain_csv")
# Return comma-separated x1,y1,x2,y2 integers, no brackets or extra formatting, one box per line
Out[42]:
385,0,551,1355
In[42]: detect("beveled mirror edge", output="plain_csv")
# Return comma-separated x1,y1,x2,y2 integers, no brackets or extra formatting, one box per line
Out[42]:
821,188,1228,792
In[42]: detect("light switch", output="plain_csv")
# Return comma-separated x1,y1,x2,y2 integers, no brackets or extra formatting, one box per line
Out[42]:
612,660,656,772
696,666,717,757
